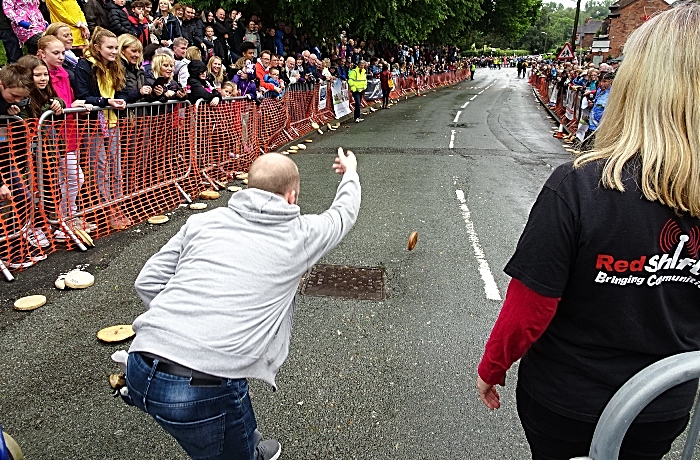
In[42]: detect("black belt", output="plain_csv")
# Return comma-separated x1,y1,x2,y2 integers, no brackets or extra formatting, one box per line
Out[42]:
139,352,224,387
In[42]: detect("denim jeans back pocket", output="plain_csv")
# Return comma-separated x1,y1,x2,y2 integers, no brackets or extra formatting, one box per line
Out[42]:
155,412,226,459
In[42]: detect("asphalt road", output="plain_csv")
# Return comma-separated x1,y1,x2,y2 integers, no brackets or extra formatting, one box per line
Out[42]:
0,68,696,459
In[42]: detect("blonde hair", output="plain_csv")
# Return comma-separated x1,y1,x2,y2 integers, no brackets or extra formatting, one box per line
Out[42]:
206,56,224,83
43,22,71,38
152,53,175,80
117,34,143,66
575,3,700,218
185,46,202,61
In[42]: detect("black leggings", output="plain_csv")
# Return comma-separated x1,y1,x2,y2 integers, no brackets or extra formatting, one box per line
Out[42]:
516,384,689,460
382,88,390,107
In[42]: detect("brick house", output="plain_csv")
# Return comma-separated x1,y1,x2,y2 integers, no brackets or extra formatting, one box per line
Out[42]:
576,18,603,51
603,0,673,57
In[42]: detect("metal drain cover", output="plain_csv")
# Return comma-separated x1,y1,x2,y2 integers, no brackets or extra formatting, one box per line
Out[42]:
300,264,386,300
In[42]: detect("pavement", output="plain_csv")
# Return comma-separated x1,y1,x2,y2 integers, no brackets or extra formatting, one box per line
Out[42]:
0,68,697,459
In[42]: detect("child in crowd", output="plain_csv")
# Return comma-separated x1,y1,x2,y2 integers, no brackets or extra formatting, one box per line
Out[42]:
219,81,239,98
186,60,220,106
232,57,259,101
37,35,96,240
263,67,284,98
0,63,49,267
44,22,80,74
201,25,216,61
16,55,65,119
106,0,138,37
127,1,151,46
73,27,130,230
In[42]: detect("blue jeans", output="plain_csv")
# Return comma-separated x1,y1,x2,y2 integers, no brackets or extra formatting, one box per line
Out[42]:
352,91,363,119
123,352,258,460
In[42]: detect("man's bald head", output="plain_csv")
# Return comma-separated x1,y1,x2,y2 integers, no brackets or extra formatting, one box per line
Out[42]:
248,153,300,198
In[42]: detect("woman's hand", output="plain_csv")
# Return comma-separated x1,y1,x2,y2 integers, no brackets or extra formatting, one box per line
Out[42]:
477,376,501,410
80,24,90,40
210,97,220,106
108,98,126,109
176,88,186,98
6,105,20,115
153,85,164,96
165,90,175,98
140,85,153,95
50,99,63,115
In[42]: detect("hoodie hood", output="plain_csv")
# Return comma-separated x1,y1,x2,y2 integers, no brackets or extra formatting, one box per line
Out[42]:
188,60,208,76
228,187,299,224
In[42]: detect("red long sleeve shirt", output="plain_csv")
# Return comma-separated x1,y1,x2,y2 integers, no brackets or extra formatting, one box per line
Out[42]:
477,278,560,386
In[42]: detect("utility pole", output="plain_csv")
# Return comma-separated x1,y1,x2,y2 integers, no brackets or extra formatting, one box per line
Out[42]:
571,0,582,64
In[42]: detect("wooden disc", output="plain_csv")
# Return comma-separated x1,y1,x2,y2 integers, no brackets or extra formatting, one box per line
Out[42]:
317,129,324,135
332,123,341,129
75,228,94,247
54,276,66,290
281,151,290,155
227,186,242,192
189,203,207,210
297,144,307,150
311,122,320,129
14,294,46,311
242,179,248,184
288,145,299,150
148,215,169,224
305,139,313,143
64,270,95,289
407,231,419,251
97,325,135,343
235,172,248,180
199,190,220,200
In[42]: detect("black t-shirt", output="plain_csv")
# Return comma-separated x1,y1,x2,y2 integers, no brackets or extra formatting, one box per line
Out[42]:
506,160,700,422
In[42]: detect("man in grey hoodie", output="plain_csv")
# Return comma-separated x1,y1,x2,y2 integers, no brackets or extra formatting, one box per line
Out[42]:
122,150,360,460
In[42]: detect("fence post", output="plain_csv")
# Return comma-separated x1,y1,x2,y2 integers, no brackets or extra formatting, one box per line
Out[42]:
572,351,700,460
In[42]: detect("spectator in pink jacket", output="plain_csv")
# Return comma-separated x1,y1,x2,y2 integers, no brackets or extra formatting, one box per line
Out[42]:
3,0,46,54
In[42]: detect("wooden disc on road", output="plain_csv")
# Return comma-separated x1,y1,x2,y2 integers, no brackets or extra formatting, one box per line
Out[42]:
235,172,248,180
148,215,169,224
288,145,299,151
97,325,134,342
407,231,419,251
228,186,242,192
297,144,307,150
305,139,313,143
189,203,207,210
74,228,94,247
64,270,94,289
199,190,220,200
14,294,46,311
317,129,324,135
311,122,320,129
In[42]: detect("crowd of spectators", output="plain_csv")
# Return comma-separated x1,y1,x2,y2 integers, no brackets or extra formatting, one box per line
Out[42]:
0,0,467,268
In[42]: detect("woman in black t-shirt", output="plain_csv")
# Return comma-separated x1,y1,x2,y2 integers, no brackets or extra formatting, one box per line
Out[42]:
477,5,700,459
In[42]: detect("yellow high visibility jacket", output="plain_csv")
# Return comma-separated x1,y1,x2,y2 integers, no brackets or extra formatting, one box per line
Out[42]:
348,67,367,93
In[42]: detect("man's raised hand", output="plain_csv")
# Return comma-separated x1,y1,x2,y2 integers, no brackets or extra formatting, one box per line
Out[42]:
333,147,357,175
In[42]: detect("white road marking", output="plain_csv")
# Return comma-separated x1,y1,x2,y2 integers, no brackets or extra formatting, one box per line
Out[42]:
455,189,502,301
461,101,470,109
453,111,462,123
449,130,456,149
478,90,484,94
470,95,477,101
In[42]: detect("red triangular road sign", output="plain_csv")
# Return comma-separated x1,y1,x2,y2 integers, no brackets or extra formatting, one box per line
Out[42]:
557,43,575,61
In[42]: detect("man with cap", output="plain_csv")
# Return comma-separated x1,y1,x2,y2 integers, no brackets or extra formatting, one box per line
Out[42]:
121,150,361,460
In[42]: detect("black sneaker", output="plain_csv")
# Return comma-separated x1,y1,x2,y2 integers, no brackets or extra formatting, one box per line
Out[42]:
255,439,281,460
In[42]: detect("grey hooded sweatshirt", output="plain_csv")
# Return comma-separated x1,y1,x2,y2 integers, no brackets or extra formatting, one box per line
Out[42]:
130,171,360,388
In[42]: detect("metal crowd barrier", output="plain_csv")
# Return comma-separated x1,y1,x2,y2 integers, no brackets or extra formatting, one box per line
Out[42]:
572,352,700,460
35,100,195,249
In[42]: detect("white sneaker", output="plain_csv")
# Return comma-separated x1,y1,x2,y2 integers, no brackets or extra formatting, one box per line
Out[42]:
255,439,281,460
25,228,50,248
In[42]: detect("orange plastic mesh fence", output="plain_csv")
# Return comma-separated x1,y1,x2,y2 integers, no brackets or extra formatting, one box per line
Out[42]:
259,97,291,152
285,84,317,136
34,101,197,253
194,98,260,188
0,116,45,275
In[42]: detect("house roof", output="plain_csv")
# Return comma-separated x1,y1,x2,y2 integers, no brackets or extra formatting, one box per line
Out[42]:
577,20,603,34
610,0,674,10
